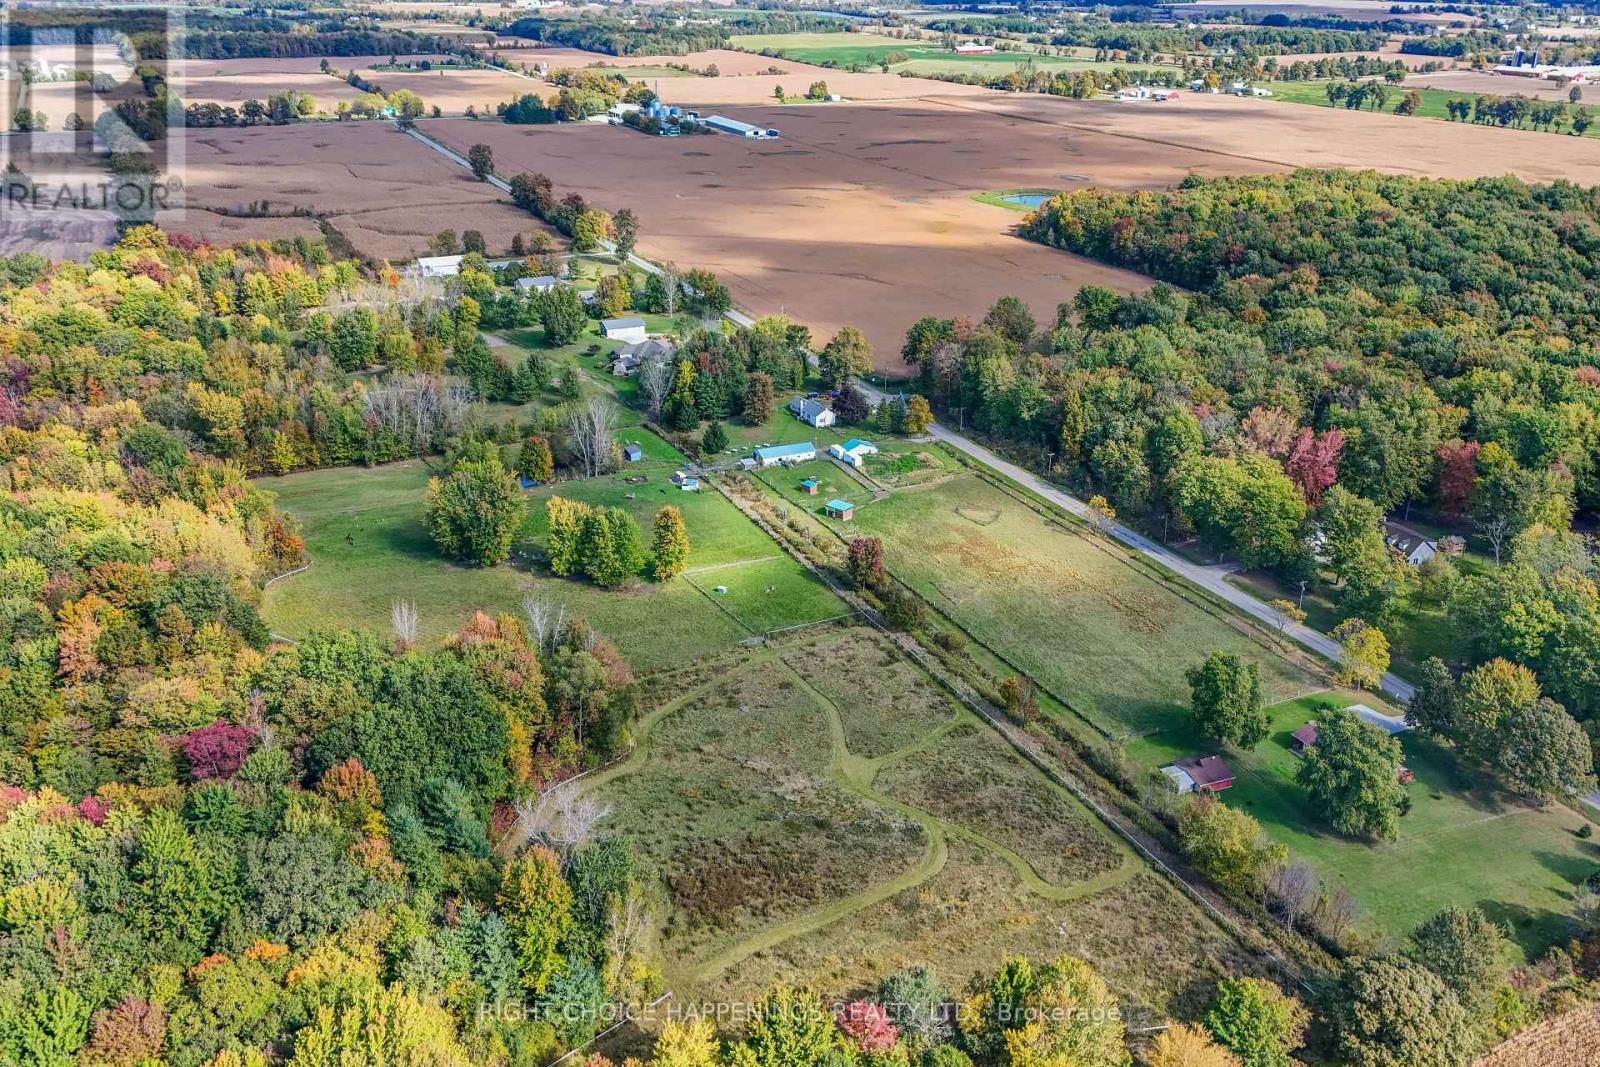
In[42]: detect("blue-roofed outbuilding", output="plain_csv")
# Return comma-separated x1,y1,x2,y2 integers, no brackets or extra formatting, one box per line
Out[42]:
752,441,817,467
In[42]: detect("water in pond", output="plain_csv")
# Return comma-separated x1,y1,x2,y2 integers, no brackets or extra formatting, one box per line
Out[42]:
1000,192,1052,208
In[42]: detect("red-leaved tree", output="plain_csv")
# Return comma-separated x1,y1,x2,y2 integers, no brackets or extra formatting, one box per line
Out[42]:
1435,440,1480,517
847,537,886,590
182,720,257,780
1285,427,1344,505
837,1001,899,1053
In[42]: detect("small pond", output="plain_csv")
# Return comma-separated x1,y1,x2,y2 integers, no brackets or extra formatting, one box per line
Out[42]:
999,191,1053,207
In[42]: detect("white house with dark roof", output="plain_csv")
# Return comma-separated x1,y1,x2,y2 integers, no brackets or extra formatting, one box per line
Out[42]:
1383,521,1438,566
788,396,836,429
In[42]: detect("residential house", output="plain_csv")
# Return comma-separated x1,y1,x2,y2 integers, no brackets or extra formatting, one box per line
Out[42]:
1383,521,1438,566
612,337,676,377
514,275,558,296
788,396,836,429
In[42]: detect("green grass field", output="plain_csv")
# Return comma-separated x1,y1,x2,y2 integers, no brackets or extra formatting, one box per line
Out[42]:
757,462,1314,737
1266,78,1600,137
581,628,1253,1014
256,426,843,671
730,32,1128,76
1127,693,1600,958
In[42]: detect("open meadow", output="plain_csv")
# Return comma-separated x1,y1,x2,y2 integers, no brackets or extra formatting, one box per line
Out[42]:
255,422,843,672
754,458,1314,737
581,626,1262,1015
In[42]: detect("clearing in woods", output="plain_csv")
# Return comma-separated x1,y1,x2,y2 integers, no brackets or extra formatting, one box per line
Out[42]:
581,627,1258,1015
256,425,842,670
753,457,1315,737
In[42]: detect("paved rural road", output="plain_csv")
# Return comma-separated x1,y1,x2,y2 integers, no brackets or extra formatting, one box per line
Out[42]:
402,120,1411,703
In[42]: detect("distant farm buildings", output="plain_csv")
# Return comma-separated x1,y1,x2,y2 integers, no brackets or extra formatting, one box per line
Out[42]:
955,42,995,54
704,115,780,139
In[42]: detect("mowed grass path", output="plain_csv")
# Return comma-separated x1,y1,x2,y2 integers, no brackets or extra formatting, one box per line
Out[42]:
1128,692,1600,957
760,462,1312,737
577,628,1231,1004
256,433,842,671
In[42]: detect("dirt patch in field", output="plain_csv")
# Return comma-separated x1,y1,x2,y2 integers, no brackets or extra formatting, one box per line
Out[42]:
1406,69,1593,101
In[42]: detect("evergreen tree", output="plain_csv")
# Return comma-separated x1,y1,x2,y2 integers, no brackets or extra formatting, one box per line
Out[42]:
700,421,728,455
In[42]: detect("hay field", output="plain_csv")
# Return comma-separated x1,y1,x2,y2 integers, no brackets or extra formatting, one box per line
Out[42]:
421,79,1600,363
1407,69,1593,101
954,91,1600,183
525,45,998,105
162,123,542,260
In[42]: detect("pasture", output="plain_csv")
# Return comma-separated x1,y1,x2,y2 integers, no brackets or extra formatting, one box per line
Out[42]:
582,627,1257,1015
1126,693,1600,958
255,426,843,671
757,462,1314,737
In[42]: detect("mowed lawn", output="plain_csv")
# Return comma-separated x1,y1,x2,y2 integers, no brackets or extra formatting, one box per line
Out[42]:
761,463,1313,736
1127,693,1600,958
256,431,842,671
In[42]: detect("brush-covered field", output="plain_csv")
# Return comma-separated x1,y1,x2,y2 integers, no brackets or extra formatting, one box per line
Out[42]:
581,627,1257,1014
